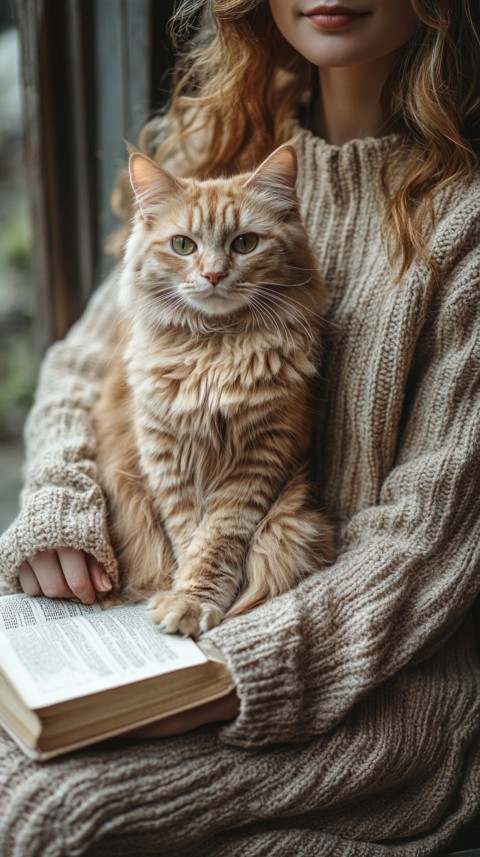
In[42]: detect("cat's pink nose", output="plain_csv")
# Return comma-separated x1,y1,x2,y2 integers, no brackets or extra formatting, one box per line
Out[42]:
203,271,226,287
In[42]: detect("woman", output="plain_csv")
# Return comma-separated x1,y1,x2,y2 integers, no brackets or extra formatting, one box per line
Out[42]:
0,1,479,854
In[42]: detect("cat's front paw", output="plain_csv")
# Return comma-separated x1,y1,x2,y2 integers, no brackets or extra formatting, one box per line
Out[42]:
148,591,223,637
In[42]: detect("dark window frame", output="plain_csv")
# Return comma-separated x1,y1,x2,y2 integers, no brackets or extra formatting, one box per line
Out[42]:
17,0,175,353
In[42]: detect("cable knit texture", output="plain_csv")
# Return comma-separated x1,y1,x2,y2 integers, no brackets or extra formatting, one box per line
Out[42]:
0,129,479,857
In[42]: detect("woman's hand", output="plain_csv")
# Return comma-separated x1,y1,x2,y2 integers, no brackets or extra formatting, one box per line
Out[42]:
126,689,240,739
18,549,112,604
18,550,238,734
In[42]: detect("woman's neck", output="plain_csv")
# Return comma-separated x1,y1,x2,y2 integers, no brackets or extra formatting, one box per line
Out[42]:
316,53,402,144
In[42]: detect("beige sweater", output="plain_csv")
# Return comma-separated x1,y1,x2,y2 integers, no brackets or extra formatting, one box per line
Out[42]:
0,129,479,857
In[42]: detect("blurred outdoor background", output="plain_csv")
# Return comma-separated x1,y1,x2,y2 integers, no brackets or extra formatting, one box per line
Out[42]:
0,0,177,534
0,2,33,531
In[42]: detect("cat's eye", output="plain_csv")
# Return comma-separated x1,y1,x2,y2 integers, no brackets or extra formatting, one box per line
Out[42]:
171,235,197,255
231,233,258,254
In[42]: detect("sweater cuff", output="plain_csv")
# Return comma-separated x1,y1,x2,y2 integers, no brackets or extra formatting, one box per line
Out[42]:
0,484,119,585
204,587,329,748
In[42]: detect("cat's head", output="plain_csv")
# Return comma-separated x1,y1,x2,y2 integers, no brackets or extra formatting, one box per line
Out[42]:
120,144,322,333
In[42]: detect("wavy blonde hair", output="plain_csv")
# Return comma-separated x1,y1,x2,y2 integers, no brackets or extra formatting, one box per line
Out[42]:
113,0,480,279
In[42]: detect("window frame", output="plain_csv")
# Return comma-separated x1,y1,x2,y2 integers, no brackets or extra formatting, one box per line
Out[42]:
17,0,175,352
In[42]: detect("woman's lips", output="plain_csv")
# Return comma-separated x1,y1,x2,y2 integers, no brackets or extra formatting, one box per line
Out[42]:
304,8,369,29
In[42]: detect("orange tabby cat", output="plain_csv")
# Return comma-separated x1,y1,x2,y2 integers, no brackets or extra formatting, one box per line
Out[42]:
93,144,335,636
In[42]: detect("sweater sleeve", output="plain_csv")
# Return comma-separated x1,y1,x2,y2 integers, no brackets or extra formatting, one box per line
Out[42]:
205,254,480,748
0,270,121,586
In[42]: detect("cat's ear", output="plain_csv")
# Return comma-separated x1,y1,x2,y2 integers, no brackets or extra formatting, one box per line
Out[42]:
244,144,298,208
129,153,180,219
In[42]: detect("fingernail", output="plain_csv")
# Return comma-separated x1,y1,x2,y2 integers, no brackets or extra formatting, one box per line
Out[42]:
101,572,112,590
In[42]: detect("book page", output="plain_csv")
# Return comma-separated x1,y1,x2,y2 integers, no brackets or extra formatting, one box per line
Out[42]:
0,596,207,708
0,594,103,630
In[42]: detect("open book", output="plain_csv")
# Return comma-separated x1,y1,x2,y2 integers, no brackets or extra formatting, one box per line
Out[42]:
0,593,234,761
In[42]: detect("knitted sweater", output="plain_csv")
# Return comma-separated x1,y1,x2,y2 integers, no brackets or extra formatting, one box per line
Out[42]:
0,129,479,857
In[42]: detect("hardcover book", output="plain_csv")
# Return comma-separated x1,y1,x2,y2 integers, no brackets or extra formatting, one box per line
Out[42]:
0,594,234,760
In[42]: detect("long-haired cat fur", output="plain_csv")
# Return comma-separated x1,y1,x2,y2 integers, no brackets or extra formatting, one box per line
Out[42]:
93,144,335,636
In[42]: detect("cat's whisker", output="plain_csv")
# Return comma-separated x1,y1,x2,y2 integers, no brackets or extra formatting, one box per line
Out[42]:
266,304,297,351
257,277,313,289
286,264,323,274
240,281,315,344
135,296,177,333
256,281,338,327
253,287,316,344
106,295,169,367
248,302,263,331
252,284,339,329
151,293,189,327
136,292,189,343
106,310,134,367
254,284,311,312
250,282,340,327
138,291,176,310
138,298,174,321
262,295,308,347
247,296,268,327
274,293,338,328
247,296,276,340
250,295,295,350
245,288,294,345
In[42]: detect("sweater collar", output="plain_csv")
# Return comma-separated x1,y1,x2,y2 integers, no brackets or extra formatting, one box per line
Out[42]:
294,125,404,174
292,125,410,209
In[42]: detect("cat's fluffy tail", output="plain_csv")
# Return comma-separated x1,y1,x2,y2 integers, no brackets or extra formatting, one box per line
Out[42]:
227,467,335,618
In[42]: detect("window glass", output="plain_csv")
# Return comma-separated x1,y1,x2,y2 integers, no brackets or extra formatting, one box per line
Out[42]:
0,17,34,530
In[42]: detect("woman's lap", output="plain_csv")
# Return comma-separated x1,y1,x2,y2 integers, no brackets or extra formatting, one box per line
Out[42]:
1,631,480,857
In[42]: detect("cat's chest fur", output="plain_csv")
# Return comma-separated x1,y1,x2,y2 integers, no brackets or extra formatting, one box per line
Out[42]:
126,326,314,419
124,324,316,487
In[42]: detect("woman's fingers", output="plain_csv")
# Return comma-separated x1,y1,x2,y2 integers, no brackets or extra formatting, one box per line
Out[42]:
17,549,112,603
56,548,96,604
28,550,75,599
86,553,112,593
18,561,42,596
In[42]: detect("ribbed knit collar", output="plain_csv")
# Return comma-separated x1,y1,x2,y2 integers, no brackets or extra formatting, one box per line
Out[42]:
293,125,404,182
291,125,420,229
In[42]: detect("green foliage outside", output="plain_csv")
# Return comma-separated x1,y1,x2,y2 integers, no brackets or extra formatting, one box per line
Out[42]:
0,201,35,440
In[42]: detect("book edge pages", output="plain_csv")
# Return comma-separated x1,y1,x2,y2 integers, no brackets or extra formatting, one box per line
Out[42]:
0,678,236,762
